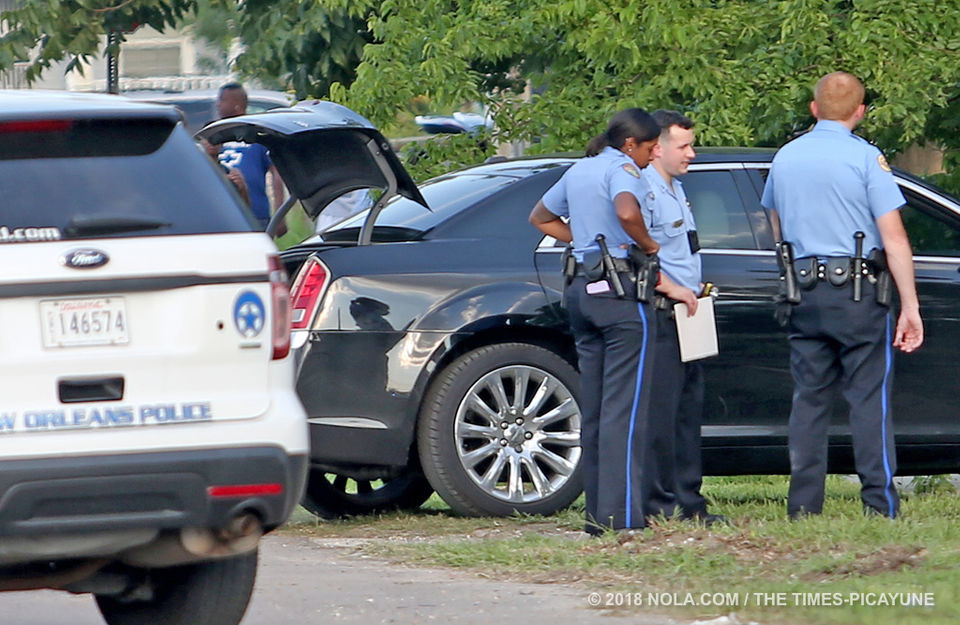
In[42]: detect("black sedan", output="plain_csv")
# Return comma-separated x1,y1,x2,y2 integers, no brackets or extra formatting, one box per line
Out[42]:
201,106,960,519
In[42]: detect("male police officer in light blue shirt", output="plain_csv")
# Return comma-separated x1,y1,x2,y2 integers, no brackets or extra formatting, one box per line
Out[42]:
761,72,924,519
640,110,723,525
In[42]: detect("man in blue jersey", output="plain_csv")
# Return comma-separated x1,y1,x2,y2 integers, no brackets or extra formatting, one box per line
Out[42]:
761,72,924,519
217,82,284,229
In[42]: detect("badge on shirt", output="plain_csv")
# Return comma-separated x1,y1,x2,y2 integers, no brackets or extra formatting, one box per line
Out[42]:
622,164,641,178
877,154,892,172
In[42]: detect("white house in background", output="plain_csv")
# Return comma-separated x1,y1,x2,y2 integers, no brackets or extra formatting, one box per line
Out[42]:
61,24,233,92
0,0,29,88
0,1,231,91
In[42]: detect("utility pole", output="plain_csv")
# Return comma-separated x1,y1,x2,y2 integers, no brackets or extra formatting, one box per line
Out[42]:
106,31,120,94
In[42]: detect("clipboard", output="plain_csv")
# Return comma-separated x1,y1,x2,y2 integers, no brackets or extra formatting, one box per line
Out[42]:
673,296,719,362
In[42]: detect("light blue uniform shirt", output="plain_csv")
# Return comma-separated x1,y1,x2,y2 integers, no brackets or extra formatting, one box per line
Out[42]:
640,165,702,291
760,120,905,259
540,146,647,260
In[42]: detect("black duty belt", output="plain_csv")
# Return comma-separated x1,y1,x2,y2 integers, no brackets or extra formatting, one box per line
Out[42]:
777,239,891,313
653,295,675,311
574,257,632,275
793,256,872,289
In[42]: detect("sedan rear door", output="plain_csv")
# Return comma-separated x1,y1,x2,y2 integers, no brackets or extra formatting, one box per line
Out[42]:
681,163,791,472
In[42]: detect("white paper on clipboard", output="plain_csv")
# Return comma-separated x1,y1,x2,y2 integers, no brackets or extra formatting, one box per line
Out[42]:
673,296,719,362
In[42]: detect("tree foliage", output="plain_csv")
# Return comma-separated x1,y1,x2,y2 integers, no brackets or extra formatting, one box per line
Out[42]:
324,0,960,160
228,1,370,98
0,0,367,99
189,0,236,74
0,0,193,82
3,1,960,185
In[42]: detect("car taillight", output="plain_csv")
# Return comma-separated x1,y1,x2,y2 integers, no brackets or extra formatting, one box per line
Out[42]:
269,255,291,360
0,119,73,133
289,256,329,331
208,483,284,498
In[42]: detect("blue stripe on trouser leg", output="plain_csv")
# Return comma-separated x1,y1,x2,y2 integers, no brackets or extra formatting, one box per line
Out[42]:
624,302,649,528
881,314,896,518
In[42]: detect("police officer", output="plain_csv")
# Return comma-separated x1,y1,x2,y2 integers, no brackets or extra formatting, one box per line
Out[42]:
640,110,724,524
529,108,697,533
761,72,924,519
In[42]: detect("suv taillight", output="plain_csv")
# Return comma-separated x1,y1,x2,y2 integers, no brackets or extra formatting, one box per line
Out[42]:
269,255,291,360
289,256,329,332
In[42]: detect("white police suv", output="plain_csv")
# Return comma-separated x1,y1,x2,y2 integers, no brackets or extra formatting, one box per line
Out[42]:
0,90,308,625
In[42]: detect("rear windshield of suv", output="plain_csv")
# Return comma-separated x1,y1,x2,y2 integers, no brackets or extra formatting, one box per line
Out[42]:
0,118,254,240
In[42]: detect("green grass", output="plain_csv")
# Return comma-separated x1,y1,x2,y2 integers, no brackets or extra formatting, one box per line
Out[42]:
281,476,960,625
272,202,315,250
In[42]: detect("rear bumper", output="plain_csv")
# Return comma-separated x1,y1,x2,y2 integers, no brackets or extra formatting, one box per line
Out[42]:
0,446,308,537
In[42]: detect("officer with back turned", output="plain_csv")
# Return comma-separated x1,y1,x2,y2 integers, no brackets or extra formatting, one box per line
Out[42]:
761,72,924,519
529,108,697,534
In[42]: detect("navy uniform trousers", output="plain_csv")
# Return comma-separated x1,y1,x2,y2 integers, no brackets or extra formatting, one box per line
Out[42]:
787,281,899,518
646,308,708,519
566,275,658,531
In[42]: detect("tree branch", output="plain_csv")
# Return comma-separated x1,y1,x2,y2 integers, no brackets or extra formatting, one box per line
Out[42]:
91,0,138,13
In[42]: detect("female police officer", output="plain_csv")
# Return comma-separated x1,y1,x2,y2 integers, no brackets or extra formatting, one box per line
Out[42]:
529,108,697,533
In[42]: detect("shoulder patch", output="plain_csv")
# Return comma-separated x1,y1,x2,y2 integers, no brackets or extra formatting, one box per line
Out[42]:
622,163,641,178
877,154,892,172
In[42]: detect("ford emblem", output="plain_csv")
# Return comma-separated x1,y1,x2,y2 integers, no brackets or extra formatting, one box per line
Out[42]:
61,248,110,269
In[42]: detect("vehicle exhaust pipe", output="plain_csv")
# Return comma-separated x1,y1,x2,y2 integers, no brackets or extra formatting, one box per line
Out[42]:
120,513,263,568
181,513,262,557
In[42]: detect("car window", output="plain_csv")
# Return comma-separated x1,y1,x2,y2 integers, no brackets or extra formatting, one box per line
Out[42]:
157,97,286,134
681,170,755,249
0,120,252,238
322,173,518,240
900,192,960,256
247,99,283,114
171,100,217,134
433,167,568,242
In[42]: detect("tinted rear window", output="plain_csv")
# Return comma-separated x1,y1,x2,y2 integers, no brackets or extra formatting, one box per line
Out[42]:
323,173,517,240
0,120,253,239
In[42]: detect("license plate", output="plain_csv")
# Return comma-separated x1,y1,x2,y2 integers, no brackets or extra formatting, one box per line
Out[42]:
40,297,129,348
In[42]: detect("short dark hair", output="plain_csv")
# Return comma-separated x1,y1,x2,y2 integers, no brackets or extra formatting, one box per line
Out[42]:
219,81,245,95
218,82,248,112
651,109,693,132
585,108,660,157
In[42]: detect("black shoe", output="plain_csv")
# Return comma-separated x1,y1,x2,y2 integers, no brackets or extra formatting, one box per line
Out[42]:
863,505,897,519
788,509,820,521
684,512,730,527
700,513,730,527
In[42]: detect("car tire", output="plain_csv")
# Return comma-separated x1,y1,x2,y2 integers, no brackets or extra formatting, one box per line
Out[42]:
301,467,434,519
95,551,257,625
418,343,583,516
